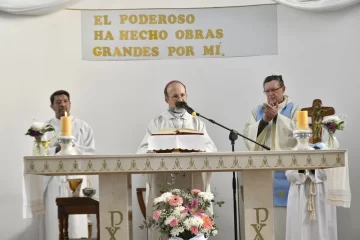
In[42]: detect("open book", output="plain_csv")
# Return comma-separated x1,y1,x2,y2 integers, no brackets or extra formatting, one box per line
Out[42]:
151,128,204,135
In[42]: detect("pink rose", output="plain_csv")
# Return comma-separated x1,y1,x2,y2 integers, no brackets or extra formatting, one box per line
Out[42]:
190,226,199,235
153,210,161,221
191,189,201,195
169,218,179,227
168,195,183,207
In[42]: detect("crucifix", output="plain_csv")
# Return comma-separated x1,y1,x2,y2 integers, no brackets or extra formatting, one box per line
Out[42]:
301,99,335,143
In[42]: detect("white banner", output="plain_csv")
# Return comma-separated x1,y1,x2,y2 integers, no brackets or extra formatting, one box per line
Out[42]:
81,6,278,61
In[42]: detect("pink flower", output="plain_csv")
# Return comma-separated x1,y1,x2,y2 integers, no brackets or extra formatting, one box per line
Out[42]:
181,198,204,216
153,210,161,221
168,195,183,207
190,226,199,235
169,218,179,227
200,214,213,230
191,189,201,195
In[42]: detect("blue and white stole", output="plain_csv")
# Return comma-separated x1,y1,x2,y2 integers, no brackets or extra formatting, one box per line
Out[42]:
255,102,294,207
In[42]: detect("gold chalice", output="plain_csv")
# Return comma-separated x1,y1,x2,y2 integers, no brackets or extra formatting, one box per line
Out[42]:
67,178,83,197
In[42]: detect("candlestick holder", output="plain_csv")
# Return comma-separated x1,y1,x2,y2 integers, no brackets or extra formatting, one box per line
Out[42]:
293,129,314,151
56,136,77,156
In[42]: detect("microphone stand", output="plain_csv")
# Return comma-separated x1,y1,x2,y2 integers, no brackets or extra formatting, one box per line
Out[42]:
193,111,270,240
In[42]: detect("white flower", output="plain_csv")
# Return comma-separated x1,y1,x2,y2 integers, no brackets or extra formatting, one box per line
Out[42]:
164,215,177,225
179,212,188,221
171,189,181,194
198,192,214,201
161,192,173,201
170,226,184,237
183,216,203,229
212,229,218,236
154,196,165,204
31,122,46,131
173,206,185,217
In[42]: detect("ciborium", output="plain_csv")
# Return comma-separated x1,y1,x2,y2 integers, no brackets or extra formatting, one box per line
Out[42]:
67,178,83,197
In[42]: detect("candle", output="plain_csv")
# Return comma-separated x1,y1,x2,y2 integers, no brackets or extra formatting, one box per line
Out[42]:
296,111,309,130
60,111,72,136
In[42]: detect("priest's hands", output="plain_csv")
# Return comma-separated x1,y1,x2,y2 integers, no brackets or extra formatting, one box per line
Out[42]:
262,102,278,122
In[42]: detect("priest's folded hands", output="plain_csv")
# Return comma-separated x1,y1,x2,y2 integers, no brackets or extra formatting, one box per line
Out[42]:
262,102,278,122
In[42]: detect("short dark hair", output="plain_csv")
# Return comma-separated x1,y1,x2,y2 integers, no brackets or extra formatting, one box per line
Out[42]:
263,75,284,88
164,80,186,97
50,90,70,104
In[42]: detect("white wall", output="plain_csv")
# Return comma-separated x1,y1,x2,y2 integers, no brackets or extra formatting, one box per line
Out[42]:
0,3,360,239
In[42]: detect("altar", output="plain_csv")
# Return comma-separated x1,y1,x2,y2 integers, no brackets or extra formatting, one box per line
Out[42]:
24,150,347,240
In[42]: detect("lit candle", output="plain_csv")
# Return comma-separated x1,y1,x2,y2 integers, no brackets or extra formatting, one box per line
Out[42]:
60,111,72,136
296,111,309,130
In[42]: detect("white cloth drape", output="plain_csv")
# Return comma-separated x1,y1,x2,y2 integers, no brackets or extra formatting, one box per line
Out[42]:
326,152,351,208
273,0,360,12
0,0,81,15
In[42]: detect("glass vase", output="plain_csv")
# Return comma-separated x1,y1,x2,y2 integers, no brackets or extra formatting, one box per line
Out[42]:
325,134,340,149
32,141,47,156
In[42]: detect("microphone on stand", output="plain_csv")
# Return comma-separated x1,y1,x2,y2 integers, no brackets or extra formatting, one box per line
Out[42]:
175,101,270,240
175,101,270,150
175,101,198,116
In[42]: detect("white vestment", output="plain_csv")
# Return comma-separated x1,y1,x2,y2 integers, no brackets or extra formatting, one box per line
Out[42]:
243,96,298,240
43,116,95,240
137,110,217,240
286,170,337,240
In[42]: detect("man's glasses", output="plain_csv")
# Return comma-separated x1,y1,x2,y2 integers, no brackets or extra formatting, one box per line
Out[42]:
263,86,283,95
168,93,187,101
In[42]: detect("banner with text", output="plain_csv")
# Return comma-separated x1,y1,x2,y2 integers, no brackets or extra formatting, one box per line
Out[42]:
81,6,277,61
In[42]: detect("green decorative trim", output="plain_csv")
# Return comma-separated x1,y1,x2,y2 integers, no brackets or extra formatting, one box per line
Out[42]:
70,160,81,172
84,160,95,172
28,161,37,173
41,160,52,173
143,159,154,170
260,157,270,168
129,159,139,170
158,159,168,170
231,157,241,169
319,155,329,167
114,159,124,171
245,157,256,168
201,158,212,170
289,156,300,167
216,158,226,169
172,158,182,170
99,159,110,172
187,158,197,170
304,156,314,167
275,156,285,168
56,160,66,173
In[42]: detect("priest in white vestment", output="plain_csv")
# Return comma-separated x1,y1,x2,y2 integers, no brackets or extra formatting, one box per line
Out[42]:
44,90,95,240
137,81,217,240
243,75,298,240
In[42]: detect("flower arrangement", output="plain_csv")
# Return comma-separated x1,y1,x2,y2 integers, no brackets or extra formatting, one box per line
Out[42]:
140,188,224,240
321,115,346,148
25,122,55,155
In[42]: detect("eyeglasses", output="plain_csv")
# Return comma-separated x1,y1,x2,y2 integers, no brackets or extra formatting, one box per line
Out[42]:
168,93,187,101
263,86,283,95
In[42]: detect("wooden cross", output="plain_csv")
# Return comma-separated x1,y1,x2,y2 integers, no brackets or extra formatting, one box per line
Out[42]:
301,99,335,144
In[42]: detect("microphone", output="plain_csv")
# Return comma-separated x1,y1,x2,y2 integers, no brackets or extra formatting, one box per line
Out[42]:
175,102,198,116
